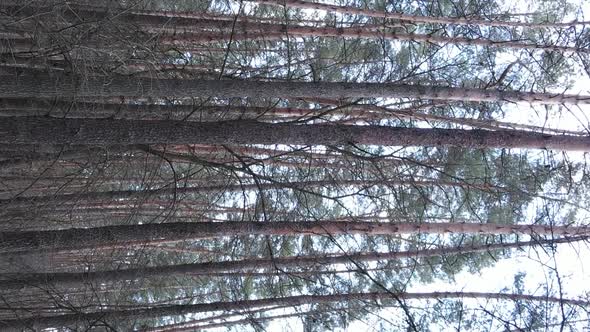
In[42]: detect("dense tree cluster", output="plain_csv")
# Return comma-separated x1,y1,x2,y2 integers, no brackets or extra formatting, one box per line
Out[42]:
1,0,590,330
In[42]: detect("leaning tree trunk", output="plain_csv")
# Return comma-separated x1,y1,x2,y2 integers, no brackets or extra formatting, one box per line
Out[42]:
1,236,584,289
0,291,586,330
2,74,589,104
0,221,588,254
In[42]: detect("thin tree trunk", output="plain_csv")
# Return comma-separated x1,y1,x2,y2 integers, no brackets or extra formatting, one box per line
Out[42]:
3,74,588,105
0,177,488,210
363,104,587,136
1,236,584,289
247,0,590,29
0,291,586,330
166,25,588,54
0,221,588,254
146,307,338,332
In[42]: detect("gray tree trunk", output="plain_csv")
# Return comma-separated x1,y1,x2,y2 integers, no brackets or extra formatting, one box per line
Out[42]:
1,118,589,150
2,74,589,104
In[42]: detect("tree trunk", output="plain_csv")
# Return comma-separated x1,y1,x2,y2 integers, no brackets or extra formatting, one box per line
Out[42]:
167,25,588,54
10,97,572,135
0,221,588,254
0,291,586,330
9,2,584,53
0,98,334,120
0,178,489,210
1,236,584,289
248,0,590,29
0,118,589,151
8,0,586,30
2,74,589,104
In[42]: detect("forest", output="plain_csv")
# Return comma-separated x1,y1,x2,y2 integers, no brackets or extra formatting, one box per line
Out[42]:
1,0,590,330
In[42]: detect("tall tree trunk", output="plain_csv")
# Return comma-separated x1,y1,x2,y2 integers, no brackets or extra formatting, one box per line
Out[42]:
0,118,589,151
0,291,586,330
0,178,489,210
166,25,588,54
8,96,575,135
0,221,588,254
3,74,588,104
0,98,337,120
9,3,583,54
1,236,584,289
8,0,585,30
247,0,590,29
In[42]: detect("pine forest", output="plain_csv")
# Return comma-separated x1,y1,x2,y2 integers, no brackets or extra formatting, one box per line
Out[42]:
1,0,590,330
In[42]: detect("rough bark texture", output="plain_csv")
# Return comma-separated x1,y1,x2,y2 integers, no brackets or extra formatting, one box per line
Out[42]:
0,291,586,330
0,98,319,119
0,118,589,151
0,221,588,254
2,74,589,104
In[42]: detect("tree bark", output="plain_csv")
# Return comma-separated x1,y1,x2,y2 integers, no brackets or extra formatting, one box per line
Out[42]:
8,0,587,30
0,221,588,254
166,25,588,54
0,178,489,210
0,291,586,330
248,0,590,29
5,3,587,60
2,74,589,104
0,98,331,120
0,118,589,151
1,236,584,289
